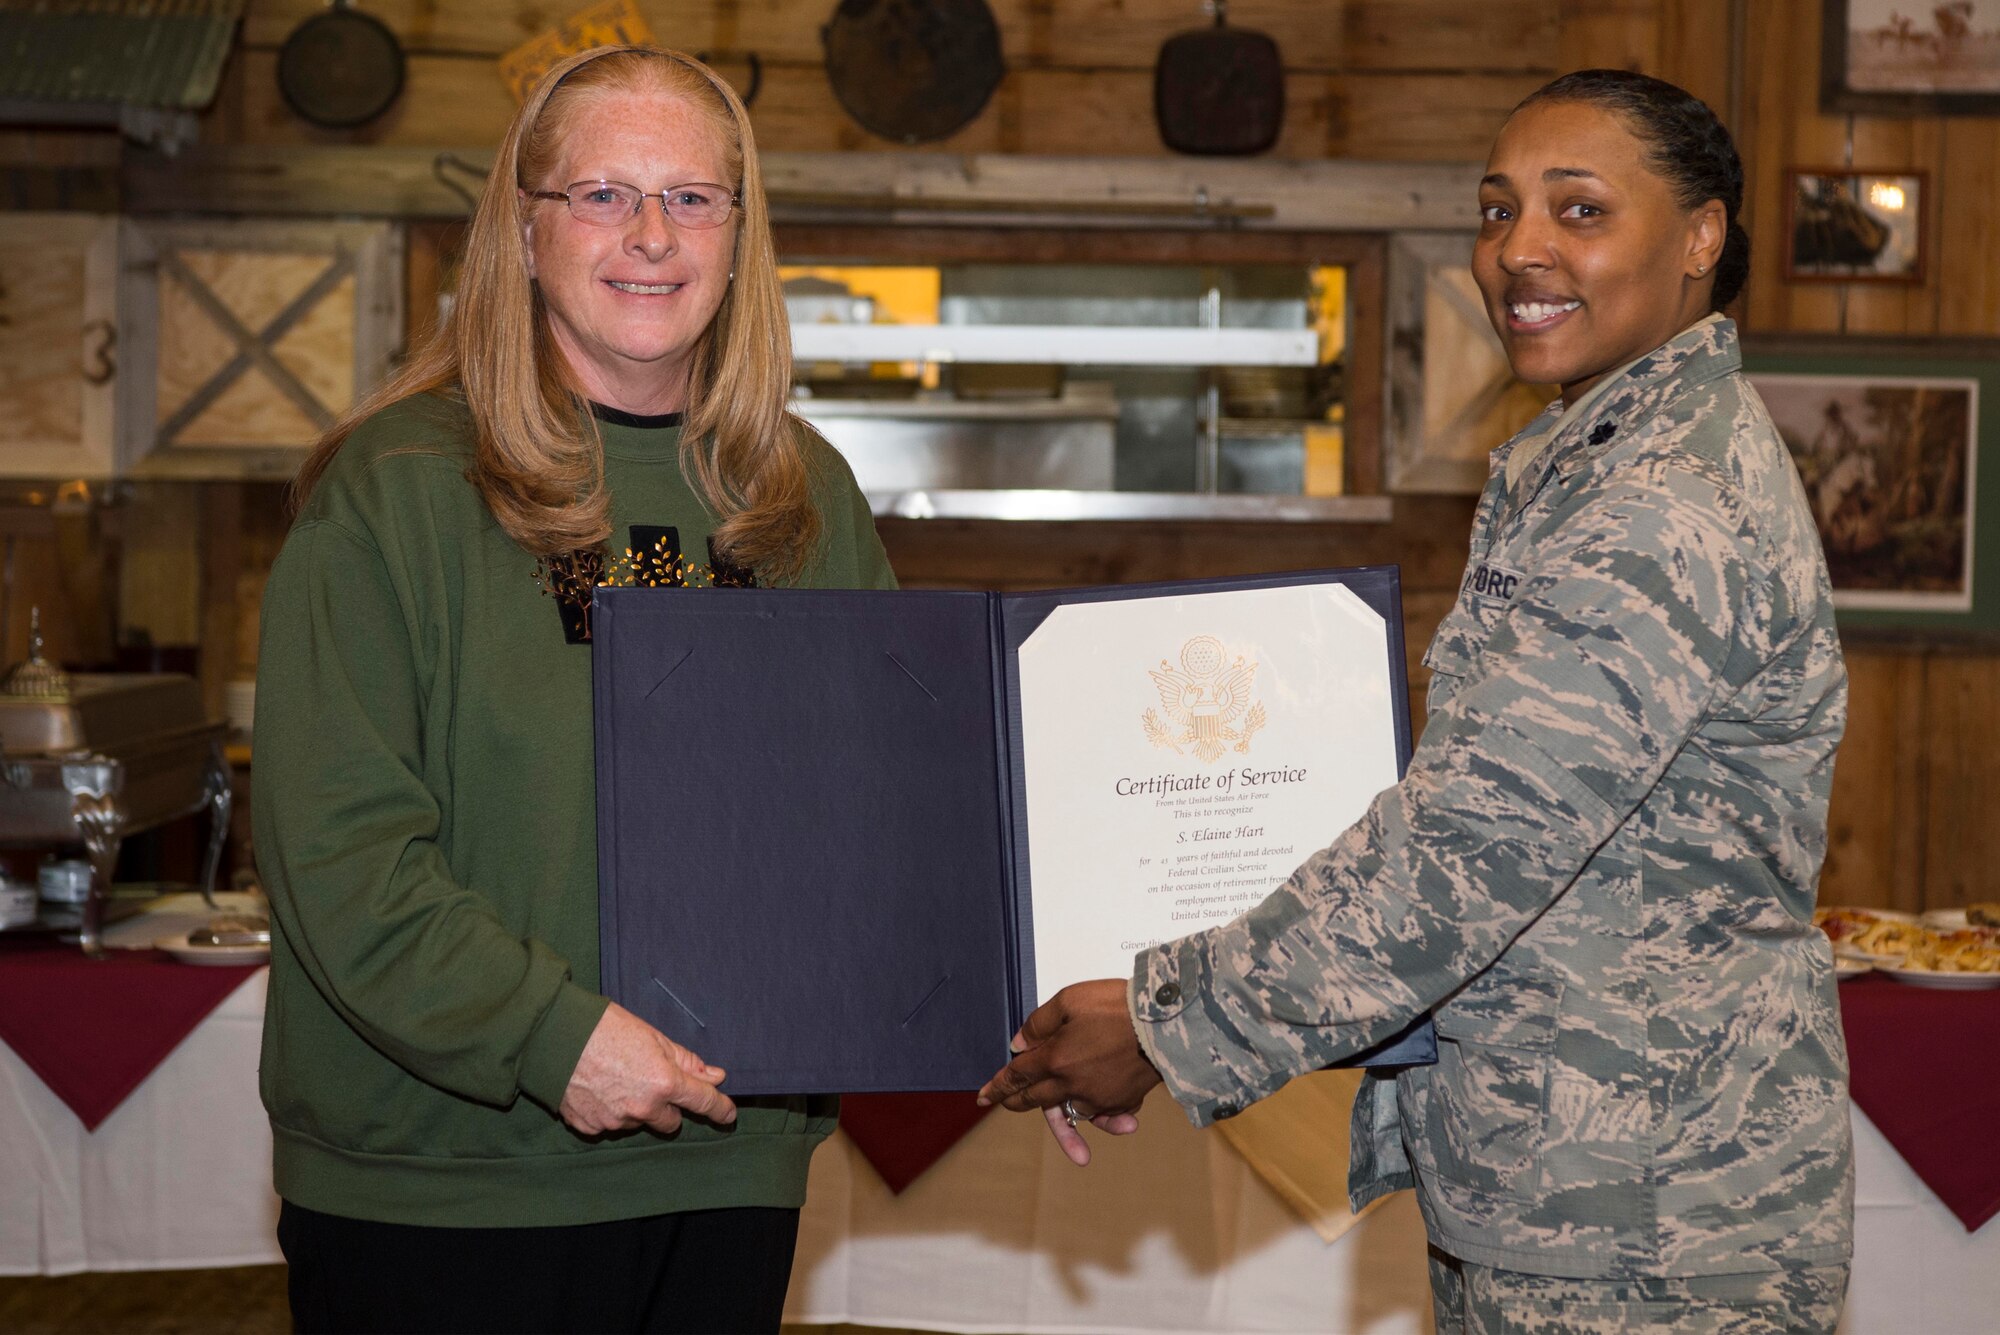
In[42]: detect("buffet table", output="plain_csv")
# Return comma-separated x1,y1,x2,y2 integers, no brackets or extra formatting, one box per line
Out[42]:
2,960,1996,1333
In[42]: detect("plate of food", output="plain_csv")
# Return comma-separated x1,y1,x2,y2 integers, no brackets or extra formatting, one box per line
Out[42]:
1868,925,2000,988
1815,907,1923,965
1905,927,2000,965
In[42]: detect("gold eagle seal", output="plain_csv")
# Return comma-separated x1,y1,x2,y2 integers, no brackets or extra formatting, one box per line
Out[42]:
1142,635,1266,762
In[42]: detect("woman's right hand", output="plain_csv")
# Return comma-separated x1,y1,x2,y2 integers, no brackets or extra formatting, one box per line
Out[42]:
558,1003,737,1136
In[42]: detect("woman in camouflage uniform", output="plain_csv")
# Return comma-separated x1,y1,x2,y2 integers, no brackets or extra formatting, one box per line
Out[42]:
981,71,1851,1334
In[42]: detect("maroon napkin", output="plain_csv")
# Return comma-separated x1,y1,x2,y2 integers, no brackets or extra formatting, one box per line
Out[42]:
0,940,262,1130
840,1091,992,1193
1839,974,2000,1231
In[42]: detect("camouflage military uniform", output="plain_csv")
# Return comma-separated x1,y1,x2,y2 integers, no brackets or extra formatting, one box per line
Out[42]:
1128,317,1853,1290
1428,1251,1849,1334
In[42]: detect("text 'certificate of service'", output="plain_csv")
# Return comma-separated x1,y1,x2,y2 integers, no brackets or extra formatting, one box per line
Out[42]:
1017,583,1401,1004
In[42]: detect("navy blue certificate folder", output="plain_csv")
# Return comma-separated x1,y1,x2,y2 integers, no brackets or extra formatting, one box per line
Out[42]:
593,566,1437,1094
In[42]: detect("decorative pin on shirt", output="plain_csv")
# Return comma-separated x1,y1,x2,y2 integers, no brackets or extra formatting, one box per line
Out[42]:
534,529,759,644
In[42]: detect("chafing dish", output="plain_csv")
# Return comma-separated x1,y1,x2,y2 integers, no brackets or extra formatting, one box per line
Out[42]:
0,616,229,956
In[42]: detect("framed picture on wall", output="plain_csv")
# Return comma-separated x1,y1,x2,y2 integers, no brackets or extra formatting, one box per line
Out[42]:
1784,169,1926,283
1822,0,2000,114
1745,350,1979,615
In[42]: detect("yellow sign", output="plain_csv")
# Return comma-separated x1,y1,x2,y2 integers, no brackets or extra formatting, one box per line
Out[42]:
498,0,657,104
1304,423,1344,497
1142,635,1266,763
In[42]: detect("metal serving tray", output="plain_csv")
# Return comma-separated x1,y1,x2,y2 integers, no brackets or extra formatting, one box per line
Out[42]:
0,670,228,956
0,674,207,757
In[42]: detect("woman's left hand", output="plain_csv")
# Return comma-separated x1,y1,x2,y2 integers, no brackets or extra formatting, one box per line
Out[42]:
978,979,1164,1162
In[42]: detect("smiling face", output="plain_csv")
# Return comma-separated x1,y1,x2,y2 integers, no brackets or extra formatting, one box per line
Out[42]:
524,90,738,415
1473,98,1726,403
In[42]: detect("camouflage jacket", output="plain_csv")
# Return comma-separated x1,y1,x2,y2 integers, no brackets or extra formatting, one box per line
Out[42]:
1128,317,1853,1280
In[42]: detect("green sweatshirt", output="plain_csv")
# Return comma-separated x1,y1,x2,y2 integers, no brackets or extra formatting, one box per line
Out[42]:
253,392,896,1227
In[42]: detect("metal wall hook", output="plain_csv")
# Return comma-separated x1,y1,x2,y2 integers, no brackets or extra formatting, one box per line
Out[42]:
695,50,763,108
431,152,486,215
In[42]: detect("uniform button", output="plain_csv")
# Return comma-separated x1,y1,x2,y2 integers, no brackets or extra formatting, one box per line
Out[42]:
1213,1103,1238,1120
1154,982,1181,1006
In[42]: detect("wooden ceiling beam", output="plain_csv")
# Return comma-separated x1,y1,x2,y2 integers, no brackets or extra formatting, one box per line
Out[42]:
121,144,1482,231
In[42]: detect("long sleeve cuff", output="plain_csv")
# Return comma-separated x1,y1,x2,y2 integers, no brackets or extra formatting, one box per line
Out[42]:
1129,939,1290,1128
517,981,611,1113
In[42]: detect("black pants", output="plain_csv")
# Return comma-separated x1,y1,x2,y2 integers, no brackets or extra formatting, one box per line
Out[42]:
278,1200,801,1335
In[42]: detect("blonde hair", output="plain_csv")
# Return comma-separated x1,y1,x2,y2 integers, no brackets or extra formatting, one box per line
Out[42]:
292,46,820,582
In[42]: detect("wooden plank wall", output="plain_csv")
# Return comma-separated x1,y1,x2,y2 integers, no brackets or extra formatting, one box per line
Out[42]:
215,0,1563,160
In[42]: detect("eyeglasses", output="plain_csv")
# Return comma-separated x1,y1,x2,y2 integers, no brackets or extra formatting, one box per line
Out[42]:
528,180,739,229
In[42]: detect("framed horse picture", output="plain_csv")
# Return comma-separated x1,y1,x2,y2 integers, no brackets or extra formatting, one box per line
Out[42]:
1823,0,2000,114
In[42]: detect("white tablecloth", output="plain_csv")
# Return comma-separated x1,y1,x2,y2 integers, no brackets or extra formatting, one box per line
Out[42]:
2,971,1994,1334
0,969,277,1274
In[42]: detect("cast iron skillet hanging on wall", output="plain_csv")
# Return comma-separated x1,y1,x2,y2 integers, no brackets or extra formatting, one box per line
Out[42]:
822,0,1004,145
1155,0,1284,155
277,0,407,130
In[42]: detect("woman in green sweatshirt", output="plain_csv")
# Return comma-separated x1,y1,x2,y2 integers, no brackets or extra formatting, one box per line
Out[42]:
253,47,894,1335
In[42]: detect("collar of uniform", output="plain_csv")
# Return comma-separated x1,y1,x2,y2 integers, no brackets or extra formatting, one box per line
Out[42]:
1488,399,1564,487
1545,313,1737,482
1491,314,1737,517
1501,359,1634,496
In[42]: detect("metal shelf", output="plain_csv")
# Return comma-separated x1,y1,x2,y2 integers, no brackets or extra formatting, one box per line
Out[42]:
867,490,1389,522
1214,416,1339,438
792,390,1119,422
792,323,1318,367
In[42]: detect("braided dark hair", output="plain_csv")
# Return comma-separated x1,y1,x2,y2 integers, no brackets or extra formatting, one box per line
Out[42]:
1517,70,1748,311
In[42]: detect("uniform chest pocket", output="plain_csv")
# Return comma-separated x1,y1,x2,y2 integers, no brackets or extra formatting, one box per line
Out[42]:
1420,593,1508,713
1422,971,1563,1198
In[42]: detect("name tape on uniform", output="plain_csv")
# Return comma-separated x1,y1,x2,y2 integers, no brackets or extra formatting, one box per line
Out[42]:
1467,563,1525,605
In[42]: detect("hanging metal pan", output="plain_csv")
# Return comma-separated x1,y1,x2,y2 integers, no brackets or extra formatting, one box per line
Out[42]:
277,0,407,130
822,0,1004,145
1154,0,1284,156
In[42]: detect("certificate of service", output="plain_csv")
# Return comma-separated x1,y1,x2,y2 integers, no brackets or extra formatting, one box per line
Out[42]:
594,571,1425,1091
1016,583,1402,1004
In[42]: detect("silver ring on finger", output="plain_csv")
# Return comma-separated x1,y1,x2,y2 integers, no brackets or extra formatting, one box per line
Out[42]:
1061,1098,1080,1128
